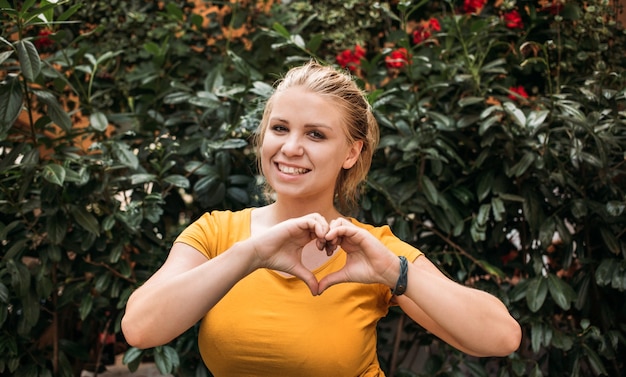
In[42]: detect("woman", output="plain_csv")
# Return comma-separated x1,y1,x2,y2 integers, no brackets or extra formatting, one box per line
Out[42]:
122,61,521,376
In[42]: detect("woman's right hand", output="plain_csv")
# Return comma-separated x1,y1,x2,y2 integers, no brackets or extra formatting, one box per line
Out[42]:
245,212,333,295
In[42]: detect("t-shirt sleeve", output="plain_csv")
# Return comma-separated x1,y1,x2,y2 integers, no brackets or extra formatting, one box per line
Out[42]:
360,222,423,262
174,211,222,259
174,209,251,259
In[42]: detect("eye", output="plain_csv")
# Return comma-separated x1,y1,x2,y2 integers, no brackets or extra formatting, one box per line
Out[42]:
270,124,288,133
307,130,326,140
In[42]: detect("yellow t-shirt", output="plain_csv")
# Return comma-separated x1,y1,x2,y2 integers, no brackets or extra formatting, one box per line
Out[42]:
175,208,422,376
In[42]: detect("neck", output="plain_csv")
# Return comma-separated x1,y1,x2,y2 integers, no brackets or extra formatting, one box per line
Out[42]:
268,197,343,223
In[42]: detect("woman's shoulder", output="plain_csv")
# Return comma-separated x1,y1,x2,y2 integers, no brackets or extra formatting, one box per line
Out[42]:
191,207,254,227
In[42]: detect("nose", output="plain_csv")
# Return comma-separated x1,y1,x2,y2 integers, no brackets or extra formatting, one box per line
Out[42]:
280,134,304,156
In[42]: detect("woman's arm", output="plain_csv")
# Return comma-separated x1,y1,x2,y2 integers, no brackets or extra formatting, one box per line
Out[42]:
396,257,522,357
122,213,331,349
121,241,258,349
318,218,521,357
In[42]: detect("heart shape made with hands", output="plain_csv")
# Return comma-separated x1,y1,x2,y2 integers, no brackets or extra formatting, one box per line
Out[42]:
280,217,392,296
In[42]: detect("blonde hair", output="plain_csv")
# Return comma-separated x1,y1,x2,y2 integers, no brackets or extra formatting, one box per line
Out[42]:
254,61,379,213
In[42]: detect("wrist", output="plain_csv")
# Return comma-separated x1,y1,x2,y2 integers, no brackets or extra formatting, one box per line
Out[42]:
391,256,408,296
232,239,263,275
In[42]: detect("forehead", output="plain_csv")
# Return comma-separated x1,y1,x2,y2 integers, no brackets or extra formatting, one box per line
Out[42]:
269,86,346,124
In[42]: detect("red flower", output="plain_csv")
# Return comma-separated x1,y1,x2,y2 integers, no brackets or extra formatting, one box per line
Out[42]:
463,0,486,14
508,86,529,101
412,27,431,45
412,18,441,45
428,18,442,31
336,45,366,72
542,0,564,15
385,48,410,69
503,10,524,29
34,29,54,50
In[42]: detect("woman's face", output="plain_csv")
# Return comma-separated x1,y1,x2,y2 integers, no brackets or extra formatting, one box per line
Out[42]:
260,86,362,203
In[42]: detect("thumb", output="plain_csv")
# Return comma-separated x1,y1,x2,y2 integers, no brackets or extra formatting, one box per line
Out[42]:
317,271,348,295
290,265,320,296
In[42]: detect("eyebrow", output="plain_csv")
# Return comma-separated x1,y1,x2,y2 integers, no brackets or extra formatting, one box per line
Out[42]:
270,117,334,130
269,117,335,131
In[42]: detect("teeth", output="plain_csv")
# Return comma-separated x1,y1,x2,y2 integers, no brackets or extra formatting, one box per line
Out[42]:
278,164,308,175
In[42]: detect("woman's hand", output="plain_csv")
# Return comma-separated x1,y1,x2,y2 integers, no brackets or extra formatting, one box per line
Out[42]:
317,218,399,294
247,213,334,295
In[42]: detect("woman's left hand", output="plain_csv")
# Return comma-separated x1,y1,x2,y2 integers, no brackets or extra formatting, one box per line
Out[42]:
317,218,399,294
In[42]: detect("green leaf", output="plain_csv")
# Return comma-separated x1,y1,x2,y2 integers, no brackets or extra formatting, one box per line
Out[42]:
47,245,61,263
458,96,484,107
599,227,620,255
33,90,72,132
547,273,575,310
476,171,494,201
194,174,220,193
0,74,24,135
582,344,608,376
510,152,536,177
122,347,144,365
4,239,28,260
477,259,505,279
112,142,139,170
94,273,111,293
491,196,505,222
226,186,249,204
163,92,192,105
530,322,543,353
272,22,291,38
526,110,550,129
123,347,144,372
526,276,548,312
130,173,156,185
154,346,180,374
0,50,13,65
15,40,41,81
595,258,616,286
58,2,82,21
306,33,323,53
476,203,490,226
70,205,100,235
46,211,67,245
605,201,625,217
0,283,8,303
503,102,526,128
7,259,30,297
163,174,189,189
41,163,66,186
21,289,39,331
90,112,108,132
551,328,573,350
420,175,438,205
79,294,93,321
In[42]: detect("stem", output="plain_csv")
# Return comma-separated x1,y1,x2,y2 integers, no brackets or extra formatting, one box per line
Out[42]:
389,313,405,376
52,264,59,374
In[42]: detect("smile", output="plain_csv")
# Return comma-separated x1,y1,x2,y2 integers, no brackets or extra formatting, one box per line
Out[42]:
277,163,310,175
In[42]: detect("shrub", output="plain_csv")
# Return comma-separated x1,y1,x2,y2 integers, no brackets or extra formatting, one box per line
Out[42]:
1,0,624,376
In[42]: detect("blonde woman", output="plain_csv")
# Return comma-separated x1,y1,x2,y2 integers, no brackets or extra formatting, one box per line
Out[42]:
122,61,521,376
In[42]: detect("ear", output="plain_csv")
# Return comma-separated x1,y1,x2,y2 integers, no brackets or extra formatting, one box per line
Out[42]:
342,140,363,169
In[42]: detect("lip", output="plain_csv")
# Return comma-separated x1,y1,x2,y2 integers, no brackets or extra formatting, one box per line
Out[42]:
274,162,311,176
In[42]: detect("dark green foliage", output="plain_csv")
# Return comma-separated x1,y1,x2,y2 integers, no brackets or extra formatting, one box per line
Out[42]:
0,0,624,376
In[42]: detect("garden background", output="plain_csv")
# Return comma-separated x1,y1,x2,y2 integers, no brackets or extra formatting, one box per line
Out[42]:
1,0,625,376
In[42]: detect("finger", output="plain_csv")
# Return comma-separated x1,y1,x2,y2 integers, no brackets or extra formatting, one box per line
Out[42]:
290,265,320,296
326,219,356,239
316,238,326,251
324,241,338,256
317,270,348,295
